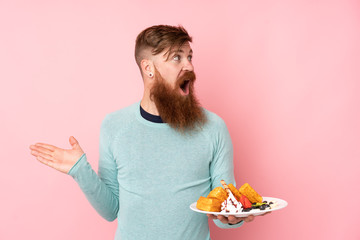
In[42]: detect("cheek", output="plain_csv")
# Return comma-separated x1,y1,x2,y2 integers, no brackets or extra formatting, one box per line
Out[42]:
158,65,181,87
163,73,178,88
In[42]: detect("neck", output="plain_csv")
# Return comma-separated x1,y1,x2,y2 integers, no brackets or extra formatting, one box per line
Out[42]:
140,90,159,116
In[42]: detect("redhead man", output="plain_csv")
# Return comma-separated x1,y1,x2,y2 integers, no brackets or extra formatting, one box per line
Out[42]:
30,25,262,240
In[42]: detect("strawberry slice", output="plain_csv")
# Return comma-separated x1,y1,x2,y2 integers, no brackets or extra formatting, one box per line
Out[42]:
239,195,252,209
243,196,252,209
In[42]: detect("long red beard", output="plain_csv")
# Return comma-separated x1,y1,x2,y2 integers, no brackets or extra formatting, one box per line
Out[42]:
150,68,207,133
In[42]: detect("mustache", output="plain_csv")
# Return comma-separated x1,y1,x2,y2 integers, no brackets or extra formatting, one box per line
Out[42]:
177,71,196,85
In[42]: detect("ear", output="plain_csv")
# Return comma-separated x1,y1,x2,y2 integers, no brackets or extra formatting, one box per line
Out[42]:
141,59,154,79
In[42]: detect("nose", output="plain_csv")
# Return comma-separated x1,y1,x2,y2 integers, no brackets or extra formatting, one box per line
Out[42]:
183,59,194,72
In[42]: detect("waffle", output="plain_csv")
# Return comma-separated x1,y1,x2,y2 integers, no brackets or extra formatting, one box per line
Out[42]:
239,183,262,203
207,186,228,202
196,196,222,212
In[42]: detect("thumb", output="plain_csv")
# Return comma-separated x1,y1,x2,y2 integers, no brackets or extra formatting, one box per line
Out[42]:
69,136,80,149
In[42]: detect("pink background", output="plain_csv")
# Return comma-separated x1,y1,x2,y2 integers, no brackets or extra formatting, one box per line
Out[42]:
1,0,359,239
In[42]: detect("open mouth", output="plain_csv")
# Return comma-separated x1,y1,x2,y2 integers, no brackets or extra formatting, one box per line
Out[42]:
180,80,190,96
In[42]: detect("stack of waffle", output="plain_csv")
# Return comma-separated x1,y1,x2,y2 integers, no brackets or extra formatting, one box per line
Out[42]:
196,181,262,212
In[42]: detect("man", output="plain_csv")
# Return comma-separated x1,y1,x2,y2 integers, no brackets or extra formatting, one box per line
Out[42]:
30,25,259,240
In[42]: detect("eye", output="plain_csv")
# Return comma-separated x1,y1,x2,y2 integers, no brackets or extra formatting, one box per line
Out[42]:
188,55,193,61
173,55,181,61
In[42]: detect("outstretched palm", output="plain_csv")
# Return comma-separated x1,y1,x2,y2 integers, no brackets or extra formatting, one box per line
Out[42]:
30,136,84,174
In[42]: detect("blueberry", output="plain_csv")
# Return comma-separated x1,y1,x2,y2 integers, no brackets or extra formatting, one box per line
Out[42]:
263,201,267,203
259,205,266,210
269,202,273,204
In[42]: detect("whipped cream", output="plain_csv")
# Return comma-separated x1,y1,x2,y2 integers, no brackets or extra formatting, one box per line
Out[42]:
220,193,243,213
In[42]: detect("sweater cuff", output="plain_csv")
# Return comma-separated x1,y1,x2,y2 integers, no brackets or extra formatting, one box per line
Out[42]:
214,219,244,229
229,220,244,226
68,153,87,177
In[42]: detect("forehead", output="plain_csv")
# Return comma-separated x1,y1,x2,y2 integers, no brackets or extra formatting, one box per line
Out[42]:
163,42,193,58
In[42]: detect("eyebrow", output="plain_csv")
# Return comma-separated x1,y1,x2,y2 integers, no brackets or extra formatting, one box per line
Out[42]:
164,48,193,61
170,49,193,55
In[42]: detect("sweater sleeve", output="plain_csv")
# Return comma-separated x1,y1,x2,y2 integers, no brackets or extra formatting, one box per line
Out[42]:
209,117,244,229
68,115,119,221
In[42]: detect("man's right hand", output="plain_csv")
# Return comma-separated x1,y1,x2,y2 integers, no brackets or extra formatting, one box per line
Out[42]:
30,136,84,174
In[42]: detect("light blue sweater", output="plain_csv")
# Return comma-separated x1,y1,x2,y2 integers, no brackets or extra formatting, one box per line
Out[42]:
68,102,243,240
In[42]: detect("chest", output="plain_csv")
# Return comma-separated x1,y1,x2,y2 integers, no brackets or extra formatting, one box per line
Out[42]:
112,129,213,192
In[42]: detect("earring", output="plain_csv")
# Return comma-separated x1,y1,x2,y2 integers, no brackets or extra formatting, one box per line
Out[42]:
149,72,153,77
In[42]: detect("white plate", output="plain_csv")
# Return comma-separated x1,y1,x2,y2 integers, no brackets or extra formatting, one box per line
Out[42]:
190,197,288,217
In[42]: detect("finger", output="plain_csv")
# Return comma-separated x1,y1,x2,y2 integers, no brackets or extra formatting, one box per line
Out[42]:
216,215,229,224
35,143,56,152
69,136,77,146
30,145,54,156
37,156,60,170
227,215,239,224
30,150,39,157
244,215,255,223
260,212,271,216
69,136,81,150
32,150,53,160
30,149,45,158
207,214,217,220
37,155,54,165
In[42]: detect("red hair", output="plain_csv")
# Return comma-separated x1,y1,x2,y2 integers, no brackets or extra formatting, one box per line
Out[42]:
134,25,192,70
